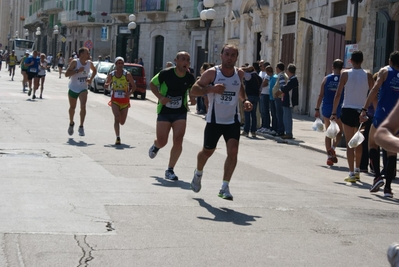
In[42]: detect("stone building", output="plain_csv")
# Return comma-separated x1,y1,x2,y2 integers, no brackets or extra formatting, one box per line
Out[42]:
3,0,399,117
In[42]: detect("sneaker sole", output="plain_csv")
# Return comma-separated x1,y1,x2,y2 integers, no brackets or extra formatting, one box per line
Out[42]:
370,180,384,192
191,182,201,193
165,177,178,181
384,193,393,198
218,194,233,201
344,177,357,183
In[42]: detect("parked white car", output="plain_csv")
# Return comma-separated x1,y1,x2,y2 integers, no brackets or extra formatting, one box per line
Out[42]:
90,61,112,93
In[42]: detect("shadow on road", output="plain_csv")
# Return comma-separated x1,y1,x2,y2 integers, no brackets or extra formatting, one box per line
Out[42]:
150,175,191,190
193,198,261,226
104,144,135,150
65,138,95,147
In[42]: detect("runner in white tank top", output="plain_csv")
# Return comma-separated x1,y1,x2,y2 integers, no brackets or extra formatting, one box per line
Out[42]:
65,47,97,137
330,50,374,183
205,65,241,124
189,44,253,201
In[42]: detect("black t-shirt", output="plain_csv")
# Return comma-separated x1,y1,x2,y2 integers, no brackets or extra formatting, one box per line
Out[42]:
152,68,195,114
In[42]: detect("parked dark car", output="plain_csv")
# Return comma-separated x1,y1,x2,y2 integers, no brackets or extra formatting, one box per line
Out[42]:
104,63,147,100
90,62,113,93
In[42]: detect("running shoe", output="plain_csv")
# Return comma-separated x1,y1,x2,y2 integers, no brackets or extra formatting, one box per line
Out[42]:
251,132,257,138
218,185,233,200
370,177,384,192
384,188,393,198
327,158,334,166
327,148,338,163
354,171,360,181
344,174,357,183
148,144,158,159
68,122,74,136
78,126,85,136
28,89,32,96
32,94,36,99
165,169,178,181
191,170,202,193
115,137,121,145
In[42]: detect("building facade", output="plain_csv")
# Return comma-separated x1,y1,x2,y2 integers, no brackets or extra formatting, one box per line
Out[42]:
3,0,399,117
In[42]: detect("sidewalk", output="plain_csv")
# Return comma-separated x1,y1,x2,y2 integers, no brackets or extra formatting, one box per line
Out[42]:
144,91,344,159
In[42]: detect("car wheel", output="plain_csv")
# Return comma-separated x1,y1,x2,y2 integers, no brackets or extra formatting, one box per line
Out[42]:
140,92,146,100
94,83,98,93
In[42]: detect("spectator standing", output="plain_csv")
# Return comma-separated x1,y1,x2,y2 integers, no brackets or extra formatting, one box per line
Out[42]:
275,63,299,139
258,61,271,133
266,66,278,135
272,62,288,136
242,65,262,137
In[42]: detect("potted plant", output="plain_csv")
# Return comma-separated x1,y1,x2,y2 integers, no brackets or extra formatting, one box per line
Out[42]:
88,16,95,22
85,11,92,15
101,12,108,16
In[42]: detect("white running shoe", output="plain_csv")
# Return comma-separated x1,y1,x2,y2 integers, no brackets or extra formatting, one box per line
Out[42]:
218,185,233,200
191,170,202,193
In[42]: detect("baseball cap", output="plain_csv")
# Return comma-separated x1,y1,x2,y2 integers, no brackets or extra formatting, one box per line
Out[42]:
114,56,124,63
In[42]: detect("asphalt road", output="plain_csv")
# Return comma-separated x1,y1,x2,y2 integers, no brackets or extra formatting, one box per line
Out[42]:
0,68,398,266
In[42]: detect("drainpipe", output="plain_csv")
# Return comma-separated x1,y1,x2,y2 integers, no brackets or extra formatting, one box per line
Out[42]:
350,0,362,44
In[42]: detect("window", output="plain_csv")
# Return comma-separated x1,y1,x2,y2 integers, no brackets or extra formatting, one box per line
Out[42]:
332,1,347,17
285,12,296,26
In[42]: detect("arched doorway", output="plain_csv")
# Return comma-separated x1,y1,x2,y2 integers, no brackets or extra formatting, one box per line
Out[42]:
373,11,395,73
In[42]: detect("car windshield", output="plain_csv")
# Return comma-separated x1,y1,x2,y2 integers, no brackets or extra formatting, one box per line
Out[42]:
124,66,142,76
98,64,112,74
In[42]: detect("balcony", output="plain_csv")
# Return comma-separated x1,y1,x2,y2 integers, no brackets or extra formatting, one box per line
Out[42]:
138,0,168,20
60,10,79,26
60,11,113,26
110,0,135,16
24,14,42,29
43,0,64,14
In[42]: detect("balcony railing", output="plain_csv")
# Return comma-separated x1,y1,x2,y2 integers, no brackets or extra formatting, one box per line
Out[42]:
60,10,113,24
110,0,135,14
138,0,167,12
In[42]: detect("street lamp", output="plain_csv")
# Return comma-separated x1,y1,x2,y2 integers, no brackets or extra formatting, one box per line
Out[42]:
53,25,59,65
24,29,29,40
36,27,41,52
200,0,216,62
128,14,137,63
